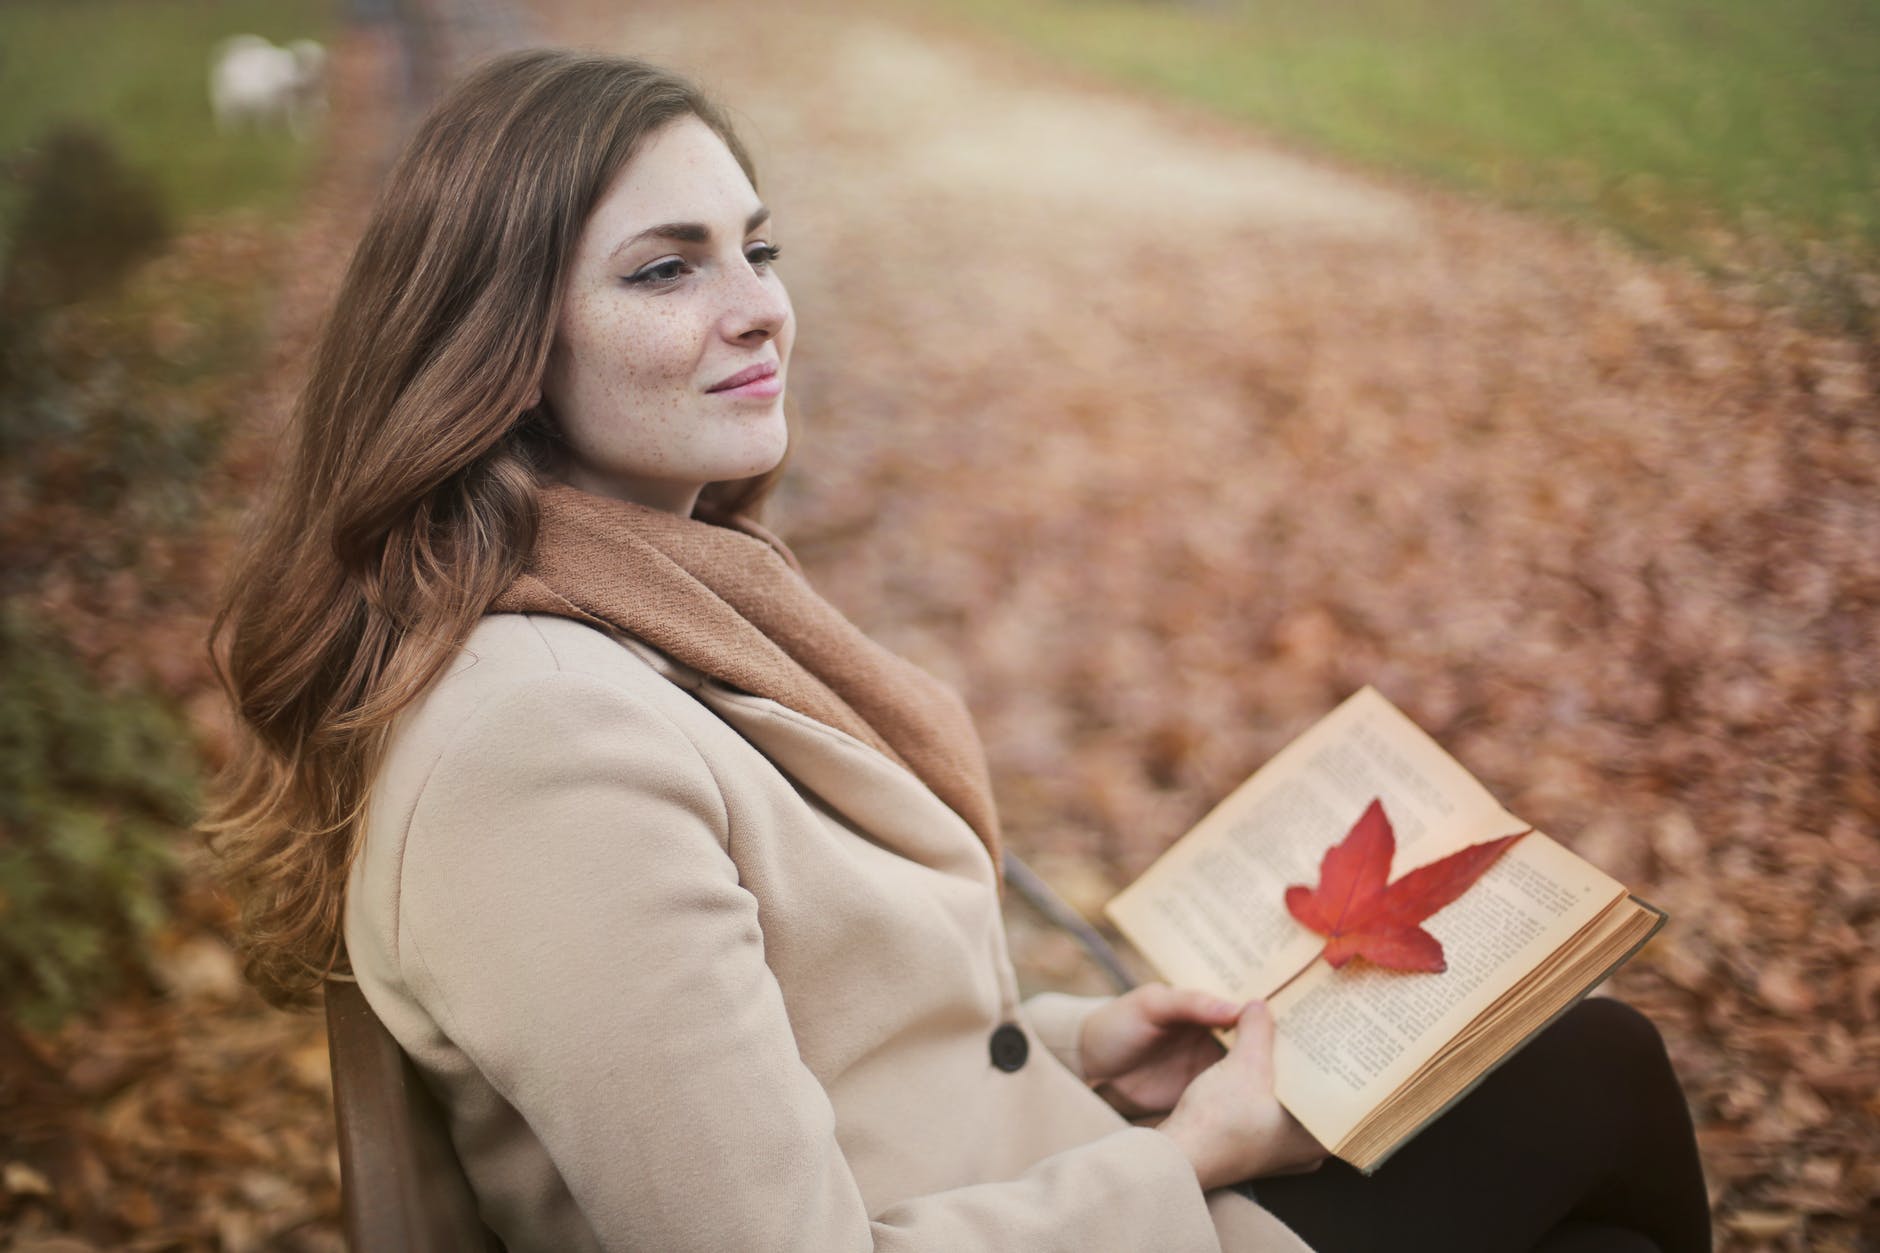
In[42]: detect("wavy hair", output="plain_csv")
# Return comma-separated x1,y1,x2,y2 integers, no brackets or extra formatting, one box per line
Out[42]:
204,49,782,1008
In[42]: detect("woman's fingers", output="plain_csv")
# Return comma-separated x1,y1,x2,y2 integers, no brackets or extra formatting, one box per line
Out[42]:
1224,1011,1328,1177
1136,983,1245,1027
1158,996,1333,1187
1228,999,1278,1087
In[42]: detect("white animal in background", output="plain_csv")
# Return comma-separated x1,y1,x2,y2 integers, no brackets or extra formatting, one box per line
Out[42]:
209,35,328,138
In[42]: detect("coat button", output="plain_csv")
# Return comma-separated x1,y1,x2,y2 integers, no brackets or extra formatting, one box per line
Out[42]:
989,1023,1029,1072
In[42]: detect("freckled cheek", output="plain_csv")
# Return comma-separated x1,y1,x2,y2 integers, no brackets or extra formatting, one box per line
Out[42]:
557,301,711,461
611,308,710,389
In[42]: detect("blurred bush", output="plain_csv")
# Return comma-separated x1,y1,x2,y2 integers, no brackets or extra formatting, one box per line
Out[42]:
0,607,192,1031
0,124,169,331
0,125,226,1029
0,0,326,1033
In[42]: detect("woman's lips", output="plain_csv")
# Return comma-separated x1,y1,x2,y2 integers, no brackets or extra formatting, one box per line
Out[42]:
707,362,780,395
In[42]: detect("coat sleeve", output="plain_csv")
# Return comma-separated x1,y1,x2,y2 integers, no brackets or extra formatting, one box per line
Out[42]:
1019,992,1113,1082
396,671,1226,1253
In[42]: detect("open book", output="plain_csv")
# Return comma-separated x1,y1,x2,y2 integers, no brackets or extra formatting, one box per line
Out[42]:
1104,687,1664,1173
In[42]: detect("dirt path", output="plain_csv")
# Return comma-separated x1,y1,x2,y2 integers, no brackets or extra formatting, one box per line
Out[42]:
555,3,1878,1247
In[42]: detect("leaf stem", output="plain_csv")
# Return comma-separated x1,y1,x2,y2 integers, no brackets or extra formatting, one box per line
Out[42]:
1264,953,1319,1003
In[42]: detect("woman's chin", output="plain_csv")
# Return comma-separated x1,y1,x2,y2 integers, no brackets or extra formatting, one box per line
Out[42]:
720,419,790,479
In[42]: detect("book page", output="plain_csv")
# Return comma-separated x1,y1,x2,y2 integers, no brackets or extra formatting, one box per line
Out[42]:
1341,897,1663,1170
1267,832,1622,1150
1435,897,1661,1079
1106,687,1529,1000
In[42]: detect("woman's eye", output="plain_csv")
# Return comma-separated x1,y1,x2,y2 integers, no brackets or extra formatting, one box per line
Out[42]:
627,258,691,285
747,243,782,268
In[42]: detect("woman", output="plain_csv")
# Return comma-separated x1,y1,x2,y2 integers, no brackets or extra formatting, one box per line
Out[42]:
208,49,1710,1252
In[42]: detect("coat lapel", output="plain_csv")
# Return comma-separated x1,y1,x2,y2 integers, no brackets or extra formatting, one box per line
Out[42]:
617,636,997,889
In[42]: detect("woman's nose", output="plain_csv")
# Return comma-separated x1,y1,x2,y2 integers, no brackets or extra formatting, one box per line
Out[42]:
719,261,791,343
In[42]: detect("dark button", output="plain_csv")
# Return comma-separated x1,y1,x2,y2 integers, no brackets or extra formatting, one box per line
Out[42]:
989,1023,1029,1072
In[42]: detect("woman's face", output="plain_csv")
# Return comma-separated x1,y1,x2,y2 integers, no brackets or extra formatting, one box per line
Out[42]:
540,115,794,515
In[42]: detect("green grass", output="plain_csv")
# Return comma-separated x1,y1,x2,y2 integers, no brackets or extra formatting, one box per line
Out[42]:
914,0,1880,312
0,0,335,227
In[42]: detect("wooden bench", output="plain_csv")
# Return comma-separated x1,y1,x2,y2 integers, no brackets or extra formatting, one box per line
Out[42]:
323,978,504,1251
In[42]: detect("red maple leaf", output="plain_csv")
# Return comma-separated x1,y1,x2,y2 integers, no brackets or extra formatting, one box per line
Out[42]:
1283,798,1529,972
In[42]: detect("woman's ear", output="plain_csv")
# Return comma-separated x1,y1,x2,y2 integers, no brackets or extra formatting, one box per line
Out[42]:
524,387,542,413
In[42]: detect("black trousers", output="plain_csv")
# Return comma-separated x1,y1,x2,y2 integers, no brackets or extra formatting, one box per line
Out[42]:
1239,998,1711,1253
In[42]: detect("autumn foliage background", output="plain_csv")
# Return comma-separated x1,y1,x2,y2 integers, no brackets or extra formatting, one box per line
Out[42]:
1,0,1875,1249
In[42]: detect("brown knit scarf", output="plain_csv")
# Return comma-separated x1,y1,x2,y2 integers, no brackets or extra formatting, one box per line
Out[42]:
489,482,1002,868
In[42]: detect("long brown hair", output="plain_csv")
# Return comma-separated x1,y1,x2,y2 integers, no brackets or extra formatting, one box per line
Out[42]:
205,50,782,1009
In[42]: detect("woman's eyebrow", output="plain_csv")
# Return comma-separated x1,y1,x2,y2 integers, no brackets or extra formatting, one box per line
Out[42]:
611,205,771,256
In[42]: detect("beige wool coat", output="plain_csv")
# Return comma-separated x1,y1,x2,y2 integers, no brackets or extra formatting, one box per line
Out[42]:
343,612,1313,1252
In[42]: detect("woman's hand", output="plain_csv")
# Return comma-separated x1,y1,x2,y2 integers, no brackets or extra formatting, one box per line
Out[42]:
1079,983,1246,1118
1156,999,1328,1190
